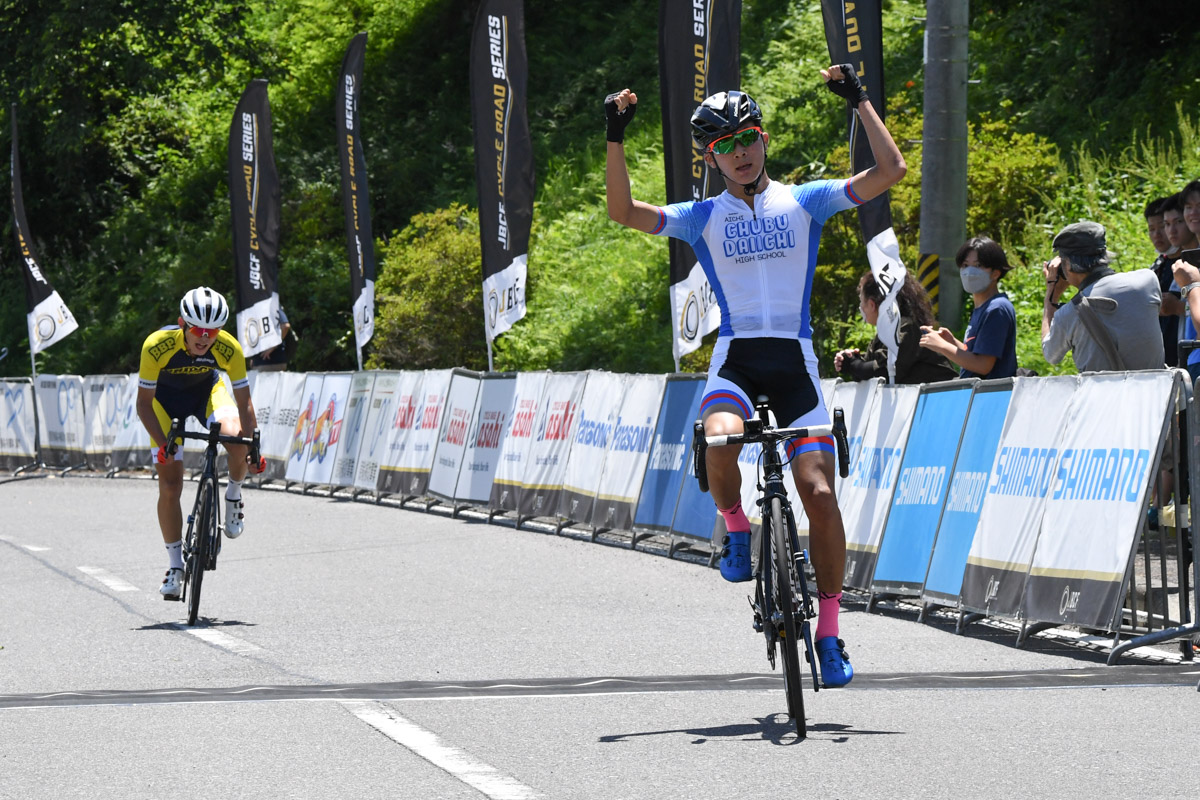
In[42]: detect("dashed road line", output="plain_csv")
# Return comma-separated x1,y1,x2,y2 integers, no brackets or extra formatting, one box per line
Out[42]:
178,625,263,655
77,566,140,593
343,700,540,800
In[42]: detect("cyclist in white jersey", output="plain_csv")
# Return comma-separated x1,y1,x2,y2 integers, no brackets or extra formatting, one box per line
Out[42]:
604,65,906,687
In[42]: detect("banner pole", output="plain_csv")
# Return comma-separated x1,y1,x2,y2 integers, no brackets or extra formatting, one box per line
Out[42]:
29,346,37,379
487,339,494,372
356,344,363,372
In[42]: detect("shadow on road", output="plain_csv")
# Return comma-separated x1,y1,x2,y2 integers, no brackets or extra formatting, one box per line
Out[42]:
599,713,903,746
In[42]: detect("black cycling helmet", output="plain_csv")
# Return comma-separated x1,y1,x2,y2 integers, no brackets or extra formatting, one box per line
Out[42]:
690,91,763,150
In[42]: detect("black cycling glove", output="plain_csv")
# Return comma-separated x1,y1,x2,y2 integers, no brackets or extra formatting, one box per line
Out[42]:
604,92,637,143
824,63,869,108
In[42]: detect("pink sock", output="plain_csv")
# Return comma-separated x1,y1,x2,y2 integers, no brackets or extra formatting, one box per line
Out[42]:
718,500,750,533
814,591,842,640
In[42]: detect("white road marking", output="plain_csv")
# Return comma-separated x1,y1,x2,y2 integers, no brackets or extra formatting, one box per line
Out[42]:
182,627,263,654
77,566,140,592
343,700,540,800
0,535,49,551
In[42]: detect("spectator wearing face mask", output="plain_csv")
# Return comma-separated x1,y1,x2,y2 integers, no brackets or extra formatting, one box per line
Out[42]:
918,235,1018,379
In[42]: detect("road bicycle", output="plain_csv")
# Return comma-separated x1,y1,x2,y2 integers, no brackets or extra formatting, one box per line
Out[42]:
693,398,849,739
166,418,261,626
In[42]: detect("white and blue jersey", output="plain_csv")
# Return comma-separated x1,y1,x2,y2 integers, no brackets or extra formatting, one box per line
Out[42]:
652,179,862,339
652,178,862,451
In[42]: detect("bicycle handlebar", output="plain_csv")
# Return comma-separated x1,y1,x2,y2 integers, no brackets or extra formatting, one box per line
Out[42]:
166,418,261,460
692,407,851,485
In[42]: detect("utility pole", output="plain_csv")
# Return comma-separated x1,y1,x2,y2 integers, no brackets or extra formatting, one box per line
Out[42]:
919,0,969,329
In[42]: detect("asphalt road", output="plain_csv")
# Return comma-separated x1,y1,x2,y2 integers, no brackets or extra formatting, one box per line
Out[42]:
1,474,1197,800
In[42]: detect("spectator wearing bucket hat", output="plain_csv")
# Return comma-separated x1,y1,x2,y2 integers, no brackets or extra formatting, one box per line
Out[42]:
1042,221,1164,373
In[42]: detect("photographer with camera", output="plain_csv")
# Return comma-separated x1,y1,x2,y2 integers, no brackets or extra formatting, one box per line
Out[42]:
1042,221,1164,372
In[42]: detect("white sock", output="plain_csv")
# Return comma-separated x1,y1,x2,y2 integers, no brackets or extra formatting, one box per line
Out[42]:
225,477,242,502
166,541,183,570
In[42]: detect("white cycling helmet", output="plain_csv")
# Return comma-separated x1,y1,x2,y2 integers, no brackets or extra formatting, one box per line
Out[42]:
179,286,230,329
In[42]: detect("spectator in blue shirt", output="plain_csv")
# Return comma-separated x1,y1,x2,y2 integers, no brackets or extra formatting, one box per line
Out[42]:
918,236,1018,379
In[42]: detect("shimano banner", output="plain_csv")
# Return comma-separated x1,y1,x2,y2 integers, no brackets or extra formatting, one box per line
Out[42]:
337,33,376,362
470,0,533,344
1022,371,1174,631
11,107,78,357
658,0,741,364
228,79,282,359
821,0,906,383
960,376,1079,619
921,381,1012,609
633,375,705,536
840,384,920,590
870,381,973,598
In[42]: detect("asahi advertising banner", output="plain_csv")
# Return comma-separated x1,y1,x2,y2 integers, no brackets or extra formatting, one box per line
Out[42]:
821,0,907,382
337,33,376,355
454,372,517,505
840,384,920,590
11,107,78,355
376,370,426,495
1022,372,1172,631
427,369,483,502
488,371,548,513
229,79,282,358
518,371,586,519
378,368,452,498
470,0,533,342
658,0,741,362
960,376,1079,619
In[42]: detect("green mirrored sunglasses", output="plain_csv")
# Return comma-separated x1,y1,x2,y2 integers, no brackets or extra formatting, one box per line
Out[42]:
709,126,762,155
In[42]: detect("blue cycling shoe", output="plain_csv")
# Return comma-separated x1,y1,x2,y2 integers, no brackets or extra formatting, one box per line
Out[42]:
718,530,752,582
816,636,853,687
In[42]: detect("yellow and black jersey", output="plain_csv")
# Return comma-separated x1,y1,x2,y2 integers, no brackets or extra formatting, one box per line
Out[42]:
138,327,249,402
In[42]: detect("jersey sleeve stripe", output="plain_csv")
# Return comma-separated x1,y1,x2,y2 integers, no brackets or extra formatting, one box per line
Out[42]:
649,207,667,235
844,180,865,206
700,390,752,419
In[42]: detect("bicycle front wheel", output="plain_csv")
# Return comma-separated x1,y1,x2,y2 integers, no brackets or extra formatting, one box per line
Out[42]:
186,477,217,626
770,495,806,737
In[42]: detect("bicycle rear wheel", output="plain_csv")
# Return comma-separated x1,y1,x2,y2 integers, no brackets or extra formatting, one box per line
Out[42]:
186,477,216,626
770,495,806,738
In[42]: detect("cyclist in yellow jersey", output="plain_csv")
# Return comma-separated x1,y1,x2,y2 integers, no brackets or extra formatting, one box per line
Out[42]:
136,286,265,599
